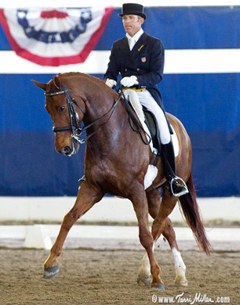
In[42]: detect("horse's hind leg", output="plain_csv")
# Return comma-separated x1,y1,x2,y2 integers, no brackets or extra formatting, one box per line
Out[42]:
151,186,178,243
163,219,188,286
137,218,188,287
151,187,189,285
43,181,103,279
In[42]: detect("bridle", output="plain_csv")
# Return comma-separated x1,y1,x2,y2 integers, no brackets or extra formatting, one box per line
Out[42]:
45,85,121,145
45,87,86,144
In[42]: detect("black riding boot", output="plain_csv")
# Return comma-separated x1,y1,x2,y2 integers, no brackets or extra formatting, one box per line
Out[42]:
161,142,189,197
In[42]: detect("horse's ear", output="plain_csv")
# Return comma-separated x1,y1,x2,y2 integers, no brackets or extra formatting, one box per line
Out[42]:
32,80,47,91
53,75,61,89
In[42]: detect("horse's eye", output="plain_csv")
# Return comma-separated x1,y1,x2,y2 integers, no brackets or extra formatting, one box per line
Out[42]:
58,106,65,113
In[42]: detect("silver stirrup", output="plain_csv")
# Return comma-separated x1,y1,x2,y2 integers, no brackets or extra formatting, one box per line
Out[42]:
170,177,189,197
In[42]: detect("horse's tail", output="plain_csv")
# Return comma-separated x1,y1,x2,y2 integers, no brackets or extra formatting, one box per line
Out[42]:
179,174,211,255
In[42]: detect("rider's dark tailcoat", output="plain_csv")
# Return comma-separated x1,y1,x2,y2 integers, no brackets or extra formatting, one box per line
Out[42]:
104,32,165,108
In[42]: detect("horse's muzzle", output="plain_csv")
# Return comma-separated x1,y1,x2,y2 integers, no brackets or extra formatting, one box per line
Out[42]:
61,145,73,156
58,139,80,156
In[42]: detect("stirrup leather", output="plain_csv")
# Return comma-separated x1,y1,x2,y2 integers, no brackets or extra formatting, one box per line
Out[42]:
170,176,189,197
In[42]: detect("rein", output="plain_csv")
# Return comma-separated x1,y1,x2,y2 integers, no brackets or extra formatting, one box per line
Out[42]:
45,85,121,145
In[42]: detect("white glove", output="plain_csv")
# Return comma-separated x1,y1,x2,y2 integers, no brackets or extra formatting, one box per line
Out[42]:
105,78,117,88
120,76,138,87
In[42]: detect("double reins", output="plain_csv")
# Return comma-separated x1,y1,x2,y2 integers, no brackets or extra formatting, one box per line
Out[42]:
45,84,121,144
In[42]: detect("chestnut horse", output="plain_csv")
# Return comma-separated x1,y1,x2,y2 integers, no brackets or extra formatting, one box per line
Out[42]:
33,72,211,290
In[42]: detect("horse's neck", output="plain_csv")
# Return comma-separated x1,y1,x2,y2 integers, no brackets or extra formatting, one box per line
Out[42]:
64,75,131,149
86,90,118,120
83,87,129,149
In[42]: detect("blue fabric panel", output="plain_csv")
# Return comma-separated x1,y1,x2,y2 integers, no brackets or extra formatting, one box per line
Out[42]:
97,6,240,49
191,131,240,196
161,74,240,132
161,73,240,196
0,73,240,196
143,6,240,49
0,75,52,132
0,131,84,196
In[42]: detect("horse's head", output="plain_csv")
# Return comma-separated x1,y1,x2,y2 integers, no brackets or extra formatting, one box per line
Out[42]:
32,75,86,156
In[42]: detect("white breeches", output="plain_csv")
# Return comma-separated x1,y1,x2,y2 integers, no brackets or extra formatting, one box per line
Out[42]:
137,90,171,144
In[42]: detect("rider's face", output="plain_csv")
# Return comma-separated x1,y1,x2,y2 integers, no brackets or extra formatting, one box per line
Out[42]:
122,15,144,37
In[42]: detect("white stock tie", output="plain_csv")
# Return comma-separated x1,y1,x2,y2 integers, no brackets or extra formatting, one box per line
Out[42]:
128,37,135,51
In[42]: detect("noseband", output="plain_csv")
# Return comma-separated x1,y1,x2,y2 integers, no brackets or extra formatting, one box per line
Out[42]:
45,85,121,145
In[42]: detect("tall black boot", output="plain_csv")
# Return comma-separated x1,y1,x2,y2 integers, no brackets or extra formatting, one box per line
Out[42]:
161,142,189,197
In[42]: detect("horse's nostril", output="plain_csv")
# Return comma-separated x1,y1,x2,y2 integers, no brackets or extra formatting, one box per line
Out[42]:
62,146,72,155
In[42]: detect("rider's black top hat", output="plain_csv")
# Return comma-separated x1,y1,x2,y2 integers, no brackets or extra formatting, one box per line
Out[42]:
119,3,146,20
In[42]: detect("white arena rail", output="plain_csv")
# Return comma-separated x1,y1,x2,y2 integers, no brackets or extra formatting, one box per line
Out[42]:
0,196,239,249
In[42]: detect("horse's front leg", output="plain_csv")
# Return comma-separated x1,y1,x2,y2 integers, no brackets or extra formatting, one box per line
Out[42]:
131,188,165,290
147,187,180,287
138,188,187,287
44,181,103,278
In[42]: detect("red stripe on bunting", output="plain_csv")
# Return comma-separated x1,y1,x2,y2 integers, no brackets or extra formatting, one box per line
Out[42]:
40,10,69,19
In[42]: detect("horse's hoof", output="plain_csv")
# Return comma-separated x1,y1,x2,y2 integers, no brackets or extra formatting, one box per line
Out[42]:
175,276,188,287
137,275,151,287
152,283,166,291
179,279,188,287
43,265,60,279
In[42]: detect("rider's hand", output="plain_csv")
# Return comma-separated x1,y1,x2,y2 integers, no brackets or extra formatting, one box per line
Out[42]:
105,78,117,88
120,76,138,87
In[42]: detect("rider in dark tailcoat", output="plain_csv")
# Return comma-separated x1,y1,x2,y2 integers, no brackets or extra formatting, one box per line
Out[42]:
104,3,188,197
105,31,164,108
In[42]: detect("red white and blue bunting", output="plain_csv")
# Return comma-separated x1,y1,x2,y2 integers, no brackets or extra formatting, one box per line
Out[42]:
0,7,113,66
